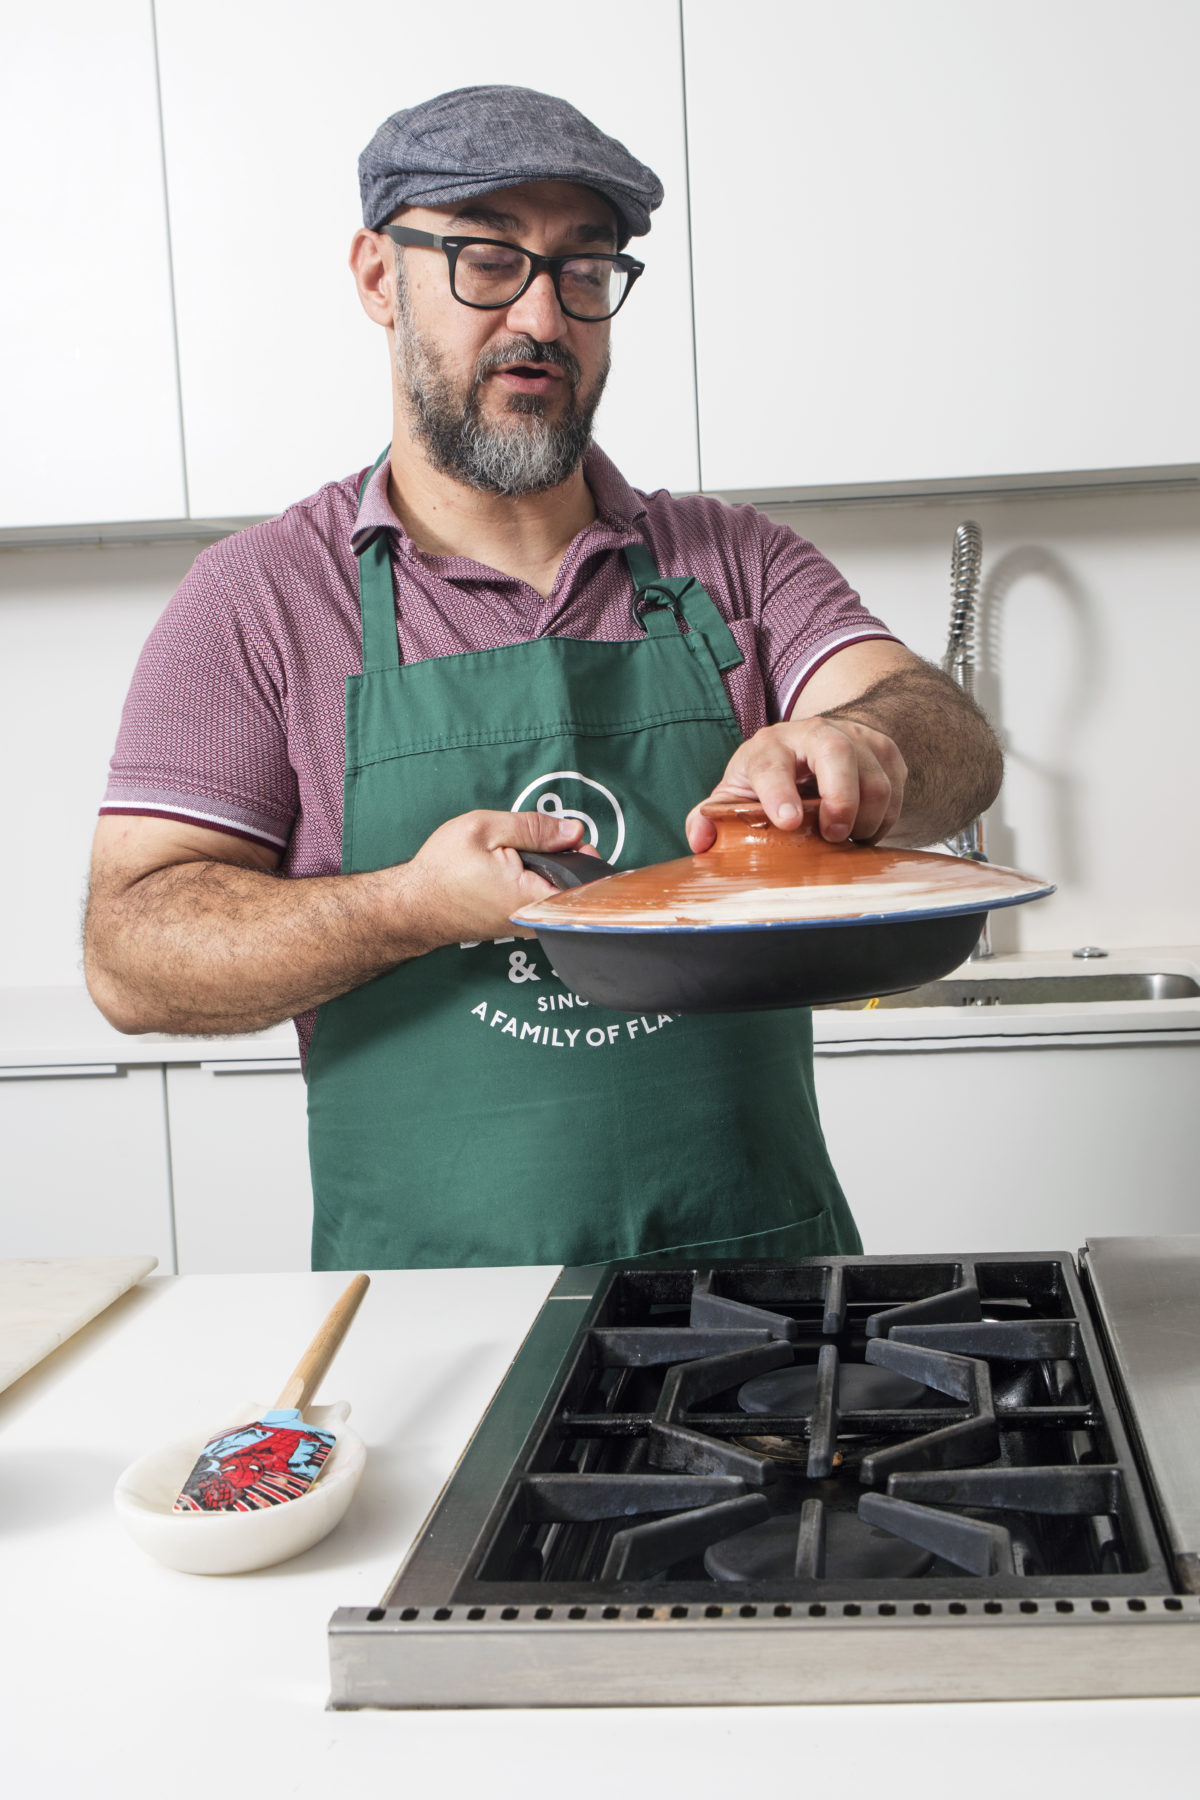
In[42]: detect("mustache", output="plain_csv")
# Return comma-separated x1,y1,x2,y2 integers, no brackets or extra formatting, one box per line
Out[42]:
474,339,583,387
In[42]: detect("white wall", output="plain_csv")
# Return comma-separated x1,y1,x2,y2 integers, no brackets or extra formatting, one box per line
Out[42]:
2,480,1197,985
0,540,197,986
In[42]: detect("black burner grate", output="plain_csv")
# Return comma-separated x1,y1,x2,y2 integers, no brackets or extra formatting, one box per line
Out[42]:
387,1255,1174,1608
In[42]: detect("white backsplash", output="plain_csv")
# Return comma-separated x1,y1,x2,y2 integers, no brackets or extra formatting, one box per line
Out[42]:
1,481,1198,987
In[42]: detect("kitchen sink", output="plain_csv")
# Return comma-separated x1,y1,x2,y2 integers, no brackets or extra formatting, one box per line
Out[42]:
826,972,1200,1009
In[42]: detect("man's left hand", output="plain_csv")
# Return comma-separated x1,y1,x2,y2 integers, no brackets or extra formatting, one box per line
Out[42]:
685,715,907,852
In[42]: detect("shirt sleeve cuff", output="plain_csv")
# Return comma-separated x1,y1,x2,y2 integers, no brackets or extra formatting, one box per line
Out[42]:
98,802,288,852
778,632,902,720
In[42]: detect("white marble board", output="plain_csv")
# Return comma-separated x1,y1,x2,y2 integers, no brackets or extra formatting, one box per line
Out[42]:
0,1255,158,1393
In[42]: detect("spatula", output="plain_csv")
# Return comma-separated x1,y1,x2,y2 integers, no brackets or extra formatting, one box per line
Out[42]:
173,1274,369,1513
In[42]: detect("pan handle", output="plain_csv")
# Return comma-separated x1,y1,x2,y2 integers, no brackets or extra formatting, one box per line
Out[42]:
519,850,616,890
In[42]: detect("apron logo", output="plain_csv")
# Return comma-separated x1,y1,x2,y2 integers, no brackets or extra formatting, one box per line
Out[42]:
511,771,627,865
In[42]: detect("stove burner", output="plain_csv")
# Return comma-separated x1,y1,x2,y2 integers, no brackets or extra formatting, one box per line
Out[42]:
737,1362,932,1414
733,1436,845,1466
703,1510,936,1583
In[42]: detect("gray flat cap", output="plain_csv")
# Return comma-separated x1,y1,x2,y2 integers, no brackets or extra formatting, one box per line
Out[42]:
359,85,663,246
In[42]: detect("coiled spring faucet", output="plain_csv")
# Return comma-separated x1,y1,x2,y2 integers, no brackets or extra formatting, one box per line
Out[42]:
942,520,993,959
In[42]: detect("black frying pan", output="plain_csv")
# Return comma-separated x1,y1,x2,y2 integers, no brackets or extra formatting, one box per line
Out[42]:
517,849,986,1014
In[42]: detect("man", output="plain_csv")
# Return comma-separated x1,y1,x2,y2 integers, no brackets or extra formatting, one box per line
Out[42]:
85,86,1001,1270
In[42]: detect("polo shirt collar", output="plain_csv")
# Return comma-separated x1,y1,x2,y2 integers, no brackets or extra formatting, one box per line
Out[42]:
349,443,648,555
350,455,404,551
582,445,648,531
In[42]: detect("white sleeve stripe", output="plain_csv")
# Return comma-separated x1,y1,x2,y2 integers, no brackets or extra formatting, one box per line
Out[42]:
778,631,902,720
98,801,289,849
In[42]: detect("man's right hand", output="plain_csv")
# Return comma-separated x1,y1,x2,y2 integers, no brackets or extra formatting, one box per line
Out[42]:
83,807,588,1038
396,808,588,949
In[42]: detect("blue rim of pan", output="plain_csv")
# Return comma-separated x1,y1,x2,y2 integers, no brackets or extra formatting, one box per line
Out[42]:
511,881,1056,935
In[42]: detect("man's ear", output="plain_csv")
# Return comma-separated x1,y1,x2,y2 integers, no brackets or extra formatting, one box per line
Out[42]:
349,228,394,327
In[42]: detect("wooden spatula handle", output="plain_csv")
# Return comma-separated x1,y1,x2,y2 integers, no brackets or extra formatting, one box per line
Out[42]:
273,1273,370,1414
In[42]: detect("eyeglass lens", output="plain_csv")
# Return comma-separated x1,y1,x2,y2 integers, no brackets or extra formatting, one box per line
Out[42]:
454,244,629,318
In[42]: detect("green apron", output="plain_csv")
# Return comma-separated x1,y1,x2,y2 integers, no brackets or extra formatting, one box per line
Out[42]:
305,472,861,1269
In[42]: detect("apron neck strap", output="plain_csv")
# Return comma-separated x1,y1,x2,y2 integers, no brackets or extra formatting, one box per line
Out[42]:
623,543,744,675
355,450,401,673
351,485,746,680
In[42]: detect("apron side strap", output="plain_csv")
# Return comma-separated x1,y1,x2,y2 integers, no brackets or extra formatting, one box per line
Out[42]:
623,541,664,593
675,585,744,674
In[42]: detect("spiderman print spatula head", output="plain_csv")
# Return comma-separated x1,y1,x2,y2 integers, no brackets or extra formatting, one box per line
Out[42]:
173,1274,369,1513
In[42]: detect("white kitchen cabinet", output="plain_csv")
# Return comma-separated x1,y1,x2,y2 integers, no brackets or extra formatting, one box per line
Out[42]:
684,0,1200,494
814,1038,1200,1254
165,1061,313,1273
154,0,697,518
0,1064,174,1266
0,2,186,528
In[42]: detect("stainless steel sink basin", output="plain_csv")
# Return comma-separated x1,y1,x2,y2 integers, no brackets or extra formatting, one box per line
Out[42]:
826,972,1200,1009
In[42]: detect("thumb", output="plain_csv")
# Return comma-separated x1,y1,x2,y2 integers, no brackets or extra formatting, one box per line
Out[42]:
504,808,587,852
503,810,596,914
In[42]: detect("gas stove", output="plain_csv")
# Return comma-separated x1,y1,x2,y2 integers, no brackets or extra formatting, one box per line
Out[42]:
330,1239,1200,1706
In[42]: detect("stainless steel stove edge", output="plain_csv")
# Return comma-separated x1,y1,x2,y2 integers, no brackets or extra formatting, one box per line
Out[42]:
1081,1236,1200,1590
327,1594,1200,1708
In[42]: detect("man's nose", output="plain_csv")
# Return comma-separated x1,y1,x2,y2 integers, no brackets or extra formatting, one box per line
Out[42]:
504,269,566,340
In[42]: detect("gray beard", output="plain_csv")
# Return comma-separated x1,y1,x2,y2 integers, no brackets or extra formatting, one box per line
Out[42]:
392,270,609,497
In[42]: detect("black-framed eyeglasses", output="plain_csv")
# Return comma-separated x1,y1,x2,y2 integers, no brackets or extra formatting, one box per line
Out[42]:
382,226,644,321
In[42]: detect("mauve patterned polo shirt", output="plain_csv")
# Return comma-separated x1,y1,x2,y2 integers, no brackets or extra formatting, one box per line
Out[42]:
101,445,895,1052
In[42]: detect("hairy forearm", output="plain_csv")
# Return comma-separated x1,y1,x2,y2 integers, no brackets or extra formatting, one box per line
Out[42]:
818,663,1003,846
84,860,431,1036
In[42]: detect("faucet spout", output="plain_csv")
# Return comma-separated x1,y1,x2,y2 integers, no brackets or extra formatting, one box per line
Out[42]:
943,520,984,696
942,521,994,959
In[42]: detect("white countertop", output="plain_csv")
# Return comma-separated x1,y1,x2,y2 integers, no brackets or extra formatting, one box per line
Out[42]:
4,948,1200,1072
1,1267,1196,1798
